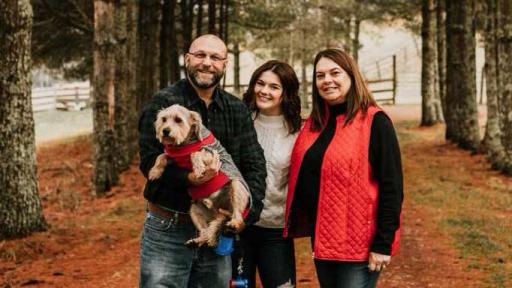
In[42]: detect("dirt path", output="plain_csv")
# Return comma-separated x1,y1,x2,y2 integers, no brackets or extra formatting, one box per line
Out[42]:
1,105,505,287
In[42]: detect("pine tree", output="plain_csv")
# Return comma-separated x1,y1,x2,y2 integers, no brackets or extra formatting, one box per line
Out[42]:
0,0,47,239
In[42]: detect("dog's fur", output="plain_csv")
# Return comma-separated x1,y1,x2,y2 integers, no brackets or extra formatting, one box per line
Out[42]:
149,104,250,247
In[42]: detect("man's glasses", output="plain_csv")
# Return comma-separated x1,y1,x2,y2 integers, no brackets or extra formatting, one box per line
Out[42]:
188,52,227,63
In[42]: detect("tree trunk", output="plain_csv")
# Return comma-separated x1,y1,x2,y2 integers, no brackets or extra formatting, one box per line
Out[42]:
497,0,512,173
167,0,180,82
436,0,448,120
421,0,444,126
196,0,203,37
234,42,240,96
208,0,216,34
352,17,361,61
223,0,229,44
301,59,309,109
93,0,118,194
219,0,225,40
0,0,47,239
481,0,505,169
445,0,480,150
126,0,139,160
161,0,172,88
181,0,193,54
113,0,132,172
137,0,161,111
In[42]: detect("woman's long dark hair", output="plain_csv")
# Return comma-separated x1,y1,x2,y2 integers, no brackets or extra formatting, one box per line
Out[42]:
243,60,302,134
310,49,377,131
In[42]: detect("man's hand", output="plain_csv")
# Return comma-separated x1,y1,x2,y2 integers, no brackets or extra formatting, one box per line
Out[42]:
368,252,391,272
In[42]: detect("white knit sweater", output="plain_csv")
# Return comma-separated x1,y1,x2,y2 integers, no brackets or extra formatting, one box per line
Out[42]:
253,113,298,228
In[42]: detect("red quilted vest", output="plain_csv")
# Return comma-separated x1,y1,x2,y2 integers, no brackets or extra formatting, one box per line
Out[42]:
283,106,400,261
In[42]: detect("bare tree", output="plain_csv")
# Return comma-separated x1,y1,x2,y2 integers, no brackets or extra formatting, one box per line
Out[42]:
208,0,216,34
0,0,47,239
436,0,447,120
137,0,161,111
197,0,204,37
445,0,480,150
126,0,139,158
481,0,506,170
181,0,194,53
93,0,118,194
497,0,512,173
421,0,444,125
113,0,131,172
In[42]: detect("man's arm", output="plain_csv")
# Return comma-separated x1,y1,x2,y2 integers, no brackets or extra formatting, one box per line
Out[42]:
138,94,190,191
236,107,267,225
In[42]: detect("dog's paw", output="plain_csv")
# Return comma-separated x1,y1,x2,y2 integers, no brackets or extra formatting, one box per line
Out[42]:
207,235,218,247
185,237,206,247
148,167,164,180
226,219,243,232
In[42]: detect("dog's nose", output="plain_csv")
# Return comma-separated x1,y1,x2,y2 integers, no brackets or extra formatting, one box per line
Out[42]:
163,129,170,137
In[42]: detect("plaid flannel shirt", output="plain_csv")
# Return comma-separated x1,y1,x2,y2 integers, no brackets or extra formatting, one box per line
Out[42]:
138,79,267,225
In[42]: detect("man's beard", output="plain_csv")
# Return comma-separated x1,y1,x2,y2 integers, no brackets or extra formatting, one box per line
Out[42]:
186,64,224,89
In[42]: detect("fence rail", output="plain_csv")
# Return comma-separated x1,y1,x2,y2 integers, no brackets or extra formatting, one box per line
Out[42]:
32,58,398,113
32,83,91,112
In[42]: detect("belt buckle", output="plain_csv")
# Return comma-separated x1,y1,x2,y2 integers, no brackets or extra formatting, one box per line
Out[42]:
170,211,179,225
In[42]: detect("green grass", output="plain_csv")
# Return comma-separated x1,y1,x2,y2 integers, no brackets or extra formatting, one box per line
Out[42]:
401,123,512,287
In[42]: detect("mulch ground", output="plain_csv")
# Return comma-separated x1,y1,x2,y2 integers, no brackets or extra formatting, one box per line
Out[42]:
1,106,507,287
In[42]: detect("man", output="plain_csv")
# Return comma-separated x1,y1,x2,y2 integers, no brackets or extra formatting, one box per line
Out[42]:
138,34,266,287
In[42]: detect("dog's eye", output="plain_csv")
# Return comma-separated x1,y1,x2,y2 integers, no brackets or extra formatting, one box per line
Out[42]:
162,117,167,123
175,117,182,124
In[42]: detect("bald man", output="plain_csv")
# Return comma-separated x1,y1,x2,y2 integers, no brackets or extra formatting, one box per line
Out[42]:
138,34,266,287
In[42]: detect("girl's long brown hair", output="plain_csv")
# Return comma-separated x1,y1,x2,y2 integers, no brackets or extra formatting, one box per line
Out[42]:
243,60,302,134
310,49,377,131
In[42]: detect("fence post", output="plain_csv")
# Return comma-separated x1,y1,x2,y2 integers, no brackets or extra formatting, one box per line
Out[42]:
392,55,397,105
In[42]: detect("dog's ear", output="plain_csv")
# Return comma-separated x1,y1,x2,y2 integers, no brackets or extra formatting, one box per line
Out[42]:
189,111,203,140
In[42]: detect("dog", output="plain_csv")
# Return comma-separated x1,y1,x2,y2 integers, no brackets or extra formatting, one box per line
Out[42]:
149,104,250,247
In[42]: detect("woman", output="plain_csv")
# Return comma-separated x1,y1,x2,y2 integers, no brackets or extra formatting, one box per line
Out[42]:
240,60,302,288
284,49,403,288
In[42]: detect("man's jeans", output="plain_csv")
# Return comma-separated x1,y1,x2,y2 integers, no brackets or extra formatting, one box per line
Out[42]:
140,211,231,288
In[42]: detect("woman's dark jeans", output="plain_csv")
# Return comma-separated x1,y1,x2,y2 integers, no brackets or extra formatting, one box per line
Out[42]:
314,259,381,288
236,225,296,288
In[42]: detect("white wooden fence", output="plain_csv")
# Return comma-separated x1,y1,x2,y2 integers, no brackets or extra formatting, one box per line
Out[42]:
32,82,91,112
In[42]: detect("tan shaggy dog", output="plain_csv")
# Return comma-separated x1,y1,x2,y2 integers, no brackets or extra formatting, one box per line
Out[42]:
149,104,250,247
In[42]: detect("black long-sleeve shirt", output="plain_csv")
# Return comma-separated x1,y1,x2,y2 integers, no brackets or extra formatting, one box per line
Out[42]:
295,102,403,255
138,79,267,225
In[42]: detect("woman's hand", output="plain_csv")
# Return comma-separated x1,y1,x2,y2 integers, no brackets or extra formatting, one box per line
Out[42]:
368,252,391,272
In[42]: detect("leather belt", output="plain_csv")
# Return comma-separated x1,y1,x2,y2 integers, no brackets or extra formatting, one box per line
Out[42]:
147,202,192,224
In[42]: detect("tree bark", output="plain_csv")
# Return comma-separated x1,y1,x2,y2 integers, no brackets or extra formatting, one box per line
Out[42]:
445,0,480,150
126,0,139,159
436,0,448,120
161,0,172,88
137,0,161,111
223,0,229,44
196,0,203,37
497,0,512,173
0,0,47,239
93,0,118,194
208,0,216,34
234,42,240,96
301,58,309,109
180,0,193,53
421,0,444,126
481,0,506,170
113,0,132,172
352,16,361,62
219,0,225,40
